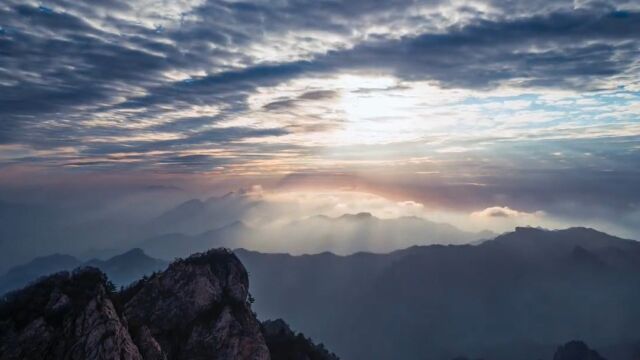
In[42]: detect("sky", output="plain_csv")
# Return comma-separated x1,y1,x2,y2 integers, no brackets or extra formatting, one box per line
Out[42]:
0,0,639,239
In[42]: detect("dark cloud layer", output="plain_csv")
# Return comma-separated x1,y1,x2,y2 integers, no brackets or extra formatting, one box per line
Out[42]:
1,0,638,162
324,9,640,88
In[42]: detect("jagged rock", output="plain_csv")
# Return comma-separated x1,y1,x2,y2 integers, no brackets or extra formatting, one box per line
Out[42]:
122,249,269,360
133,326,166,360
553,341,607,360
0,268,142,360
0,249,280,360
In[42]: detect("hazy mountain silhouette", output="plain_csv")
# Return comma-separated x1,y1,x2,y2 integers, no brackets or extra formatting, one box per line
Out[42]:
146,192,258,236
139,221,250,259
84,248,168,286
267,213,493,254
140,212,491,259
0,192,252,273
0,194,493,272
0,249,168,295
237,227,640,360
0,254,82,295
0,200,156,273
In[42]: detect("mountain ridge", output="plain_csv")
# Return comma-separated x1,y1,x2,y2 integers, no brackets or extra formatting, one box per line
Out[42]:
2,226,640,359
140,211,492,259
0,248,168,295
236,226,640,360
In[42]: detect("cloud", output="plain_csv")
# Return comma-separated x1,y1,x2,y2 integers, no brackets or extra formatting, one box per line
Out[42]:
471,206,545,219
0,172,637,271
0,0,638,236
262,90,339,111
467,206,561,234
2,1,638,158
321,9,640,89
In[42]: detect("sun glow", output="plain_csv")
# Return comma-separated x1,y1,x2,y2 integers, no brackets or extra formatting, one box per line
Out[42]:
334,75,437,144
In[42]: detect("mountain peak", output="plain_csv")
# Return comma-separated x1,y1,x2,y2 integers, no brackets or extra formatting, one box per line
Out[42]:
219,220,249,230
118,247,146,257
181,248,241,267
511,226,614,238
92,248,155,266
493,226,627,247
339,212,374,220
514,226,548,233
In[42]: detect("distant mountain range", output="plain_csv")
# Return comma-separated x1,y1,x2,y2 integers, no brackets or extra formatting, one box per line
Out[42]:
0,209,491,294
0,248,167,295
236,226,640,360
0,194,493,272
4,226,640,359
139,221,249,260
145,192,259,236
139,211,492,259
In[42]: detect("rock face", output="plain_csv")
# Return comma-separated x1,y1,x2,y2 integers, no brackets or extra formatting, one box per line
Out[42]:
0,268,141,360
0,249,277,360
121,249,269,360
553,341,607,360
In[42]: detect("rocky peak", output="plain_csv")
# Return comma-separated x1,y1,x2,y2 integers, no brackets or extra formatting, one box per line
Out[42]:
0,249,282,360
122,249,267,359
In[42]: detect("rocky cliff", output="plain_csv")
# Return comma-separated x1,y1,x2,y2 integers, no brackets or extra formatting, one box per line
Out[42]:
0,249,335,360
0,268,141,360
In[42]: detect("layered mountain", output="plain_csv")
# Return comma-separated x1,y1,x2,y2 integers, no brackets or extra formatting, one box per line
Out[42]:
146,192,258,236
0,192,253,273
140,212,491,259
0,200,154,273
140,221,249,260
237,227,640,360
0,194,492,272
84,248,168,286
261,213,492,254
0,254,82,295
0,248,168,295
5,225,639,359
0,249,338,360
